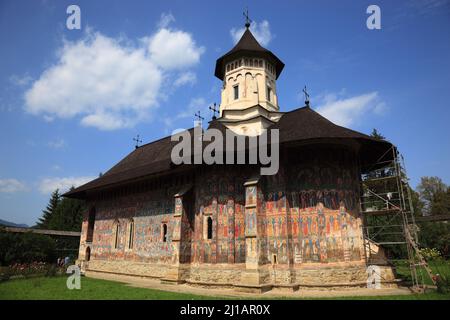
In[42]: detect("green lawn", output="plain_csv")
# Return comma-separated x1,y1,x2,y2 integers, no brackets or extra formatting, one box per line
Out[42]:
0,276,219,300
393,259,450,286
0,276,449,300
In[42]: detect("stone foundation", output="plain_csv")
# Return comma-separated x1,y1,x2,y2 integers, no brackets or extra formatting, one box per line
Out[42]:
82,259,399,291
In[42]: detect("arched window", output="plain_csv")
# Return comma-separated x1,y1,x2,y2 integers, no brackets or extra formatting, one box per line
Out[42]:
207,216,213,240
114,221,120,249
85,247,91,262
162,223,168,242
86,207,96,242
128,219,134,249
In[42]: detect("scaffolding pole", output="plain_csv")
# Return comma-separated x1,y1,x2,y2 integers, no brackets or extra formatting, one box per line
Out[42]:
360,145,434,292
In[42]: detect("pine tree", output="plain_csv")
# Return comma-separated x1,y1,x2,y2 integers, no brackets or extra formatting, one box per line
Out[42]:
49,187,85,231
370,128,386,140
36,189,61,229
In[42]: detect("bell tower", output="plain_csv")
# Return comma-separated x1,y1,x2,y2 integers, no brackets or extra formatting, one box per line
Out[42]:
214,23,285,136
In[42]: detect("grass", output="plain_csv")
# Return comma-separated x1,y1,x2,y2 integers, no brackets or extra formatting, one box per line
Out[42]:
0,275,449,300
393,259,450,286
0,276,220,300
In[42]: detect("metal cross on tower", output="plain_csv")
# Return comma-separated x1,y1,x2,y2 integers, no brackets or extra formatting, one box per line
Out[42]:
303,85,310,107
194,111,204,126
243,8,252,28
209,103,219,120
133,134,143,149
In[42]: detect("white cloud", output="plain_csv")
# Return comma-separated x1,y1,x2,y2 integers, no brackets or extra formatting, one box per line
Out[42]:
176,97,209,120
231,20,272,47
38,176,95,194
314,91,385,127
174,71,196,87
10,74,33,87
47,138,66,149
0,179,27,193
157,12,175,28
162,97,210,133
408,0,450,16
24,17,204,131
145,28,205,70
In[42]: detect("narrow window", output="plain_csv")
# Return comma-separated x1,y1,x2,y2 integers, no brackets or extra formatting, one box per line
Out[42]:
207,217,213,240
162,223,168,242
86,208,96,242
259,60,263,67
85,247,91,262
128,220,134,249
114,223,119,249
233,85,239,100
244,59,248,66
267,87,272,102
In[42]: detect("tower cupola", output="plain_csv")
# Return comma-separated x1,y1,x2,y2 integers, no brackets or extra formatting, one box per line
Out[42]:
214,25,285,135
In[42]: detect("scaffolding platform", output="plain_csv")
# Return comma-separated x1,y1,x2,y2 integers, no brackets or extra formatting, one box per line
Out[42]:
360,145,434,291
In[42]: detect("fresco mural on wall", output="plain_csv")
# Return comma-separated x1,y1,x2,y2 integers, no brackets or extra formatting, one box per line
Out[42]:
81,145,364,270
192,168,247,264
259,147,364,265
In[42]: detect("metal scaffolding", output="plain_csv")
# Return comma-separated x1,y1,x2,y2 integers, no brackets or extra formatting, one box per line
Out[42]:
360,145,435,291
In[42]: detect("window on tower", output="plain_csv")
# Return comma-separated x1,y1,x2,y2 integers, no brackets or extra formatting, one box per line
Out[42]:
267,86,272,102
234,85,239,100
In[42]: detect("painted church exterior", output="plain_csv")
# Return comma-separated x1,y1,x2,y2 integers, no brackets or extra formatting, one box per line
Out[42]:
66,25,397,292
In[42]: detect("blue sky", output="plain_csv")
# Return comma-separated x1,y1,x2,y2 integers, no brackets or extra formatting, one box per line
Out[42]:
1,0,449,225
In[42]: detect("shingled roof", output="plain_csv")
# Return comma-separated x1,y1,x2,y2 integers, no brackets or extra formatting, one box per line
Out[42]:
214,28,285,80
273,106,393,167
64,106,392,199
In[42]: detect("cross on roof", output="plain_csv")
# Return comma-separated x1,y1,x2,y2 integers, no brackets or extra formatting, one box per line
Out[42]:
243,8,252,28
194,111,204,126
303,85,310,107
133,134,143,149
209,103,219,120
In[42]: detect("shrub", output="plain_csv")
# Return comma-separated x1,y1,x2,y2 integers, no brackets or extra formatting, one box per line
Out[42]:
0,267,11,282
0,230,56,265
45,265,58,277
420,247,442,260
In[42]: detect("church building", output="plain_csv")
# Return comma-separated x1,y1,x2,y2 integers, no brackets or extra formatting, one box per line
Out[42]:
65,23,397,292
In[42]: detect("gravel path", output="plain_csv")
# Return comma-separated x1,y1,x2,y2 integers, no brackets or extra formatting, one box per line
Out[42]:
86,271,413,299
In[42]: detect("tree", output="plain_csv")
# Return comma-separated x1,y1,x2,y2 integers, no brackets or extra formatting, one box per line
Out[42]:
370,128,385,140
0,228,56,265
36,189,61,229
417,177,448,215
415,176,450,257
49,192,85,231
